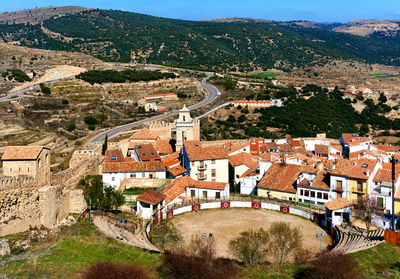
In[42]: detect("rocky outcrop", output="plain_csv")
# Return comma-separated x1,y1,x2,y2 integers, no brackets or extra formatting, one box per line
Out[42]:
0,238,10,257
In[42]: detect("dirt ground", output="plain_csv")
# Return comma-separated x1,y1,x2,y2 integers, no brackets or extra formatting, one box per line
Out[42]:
171,208,331,259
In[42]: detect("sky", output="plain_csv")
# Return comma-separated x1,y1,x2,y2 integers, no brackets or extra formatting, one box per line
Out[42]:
2,0,400,23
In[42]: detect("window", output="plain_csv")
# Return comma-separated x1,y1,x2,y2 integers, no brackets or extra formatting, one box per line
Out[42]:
323,193,328,200
377,197,384,208
336,180,343,189
300,189,304,196
112,177,115,181
357,182,363,192
111,156,116,160
236,175,240,178
211,160,215,164
334,212,342,216
317,192,322,199
130,173,136,178
191,162,194,166
216,192,220,199
311,191,315,198
191,190,196,197
149,174,153,179
337,192,342,199
183,116,186,121
27,167,29,172
212,169,216,177
305,190,309,196
203,191,207,199
361,164,368,168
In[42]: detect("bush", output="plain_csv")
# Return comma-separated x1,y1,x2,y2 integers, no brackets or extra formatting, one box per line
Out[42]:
162,253,238,279
84,116,99,125
269,221,302,265
302,251,363,279
149,220,183,251
88,124,96,131
228,228,270,265
67,123,76,132
62,99,69,105
40,83,51,94
84,261,147,279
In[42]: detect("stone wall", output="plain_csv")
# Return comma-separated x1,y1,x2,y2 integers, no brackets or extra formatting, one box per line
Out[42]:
0,150,101,236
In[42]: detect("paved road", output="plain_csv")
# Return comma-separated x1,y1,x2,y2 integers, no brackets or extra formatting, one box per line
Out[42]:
0,79,61,101
89,72,219,144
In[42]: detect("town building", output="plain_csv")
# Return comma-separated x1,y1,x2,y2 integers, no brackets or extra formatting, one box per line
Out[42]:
324,198,352,228
229,152,259,186
136,190,166,219
181,141,229,183
1,146,51,187
133,144,161,162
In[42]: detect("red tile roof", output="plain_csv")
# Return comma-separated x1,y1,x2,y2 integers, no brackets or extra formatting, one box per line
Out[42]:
104,149,125,162
102,160,166,173
311,172,330,190
287,136,302,148
162,176,227,203
278,143,293,153
315,144,329,155
134,144,161,161
2,146,47,160
330,158,377,180
183,141,228,161
375,145,395,153
324,198,352,211
137,189,166,205
169,165,186,177
257,163,303,193
155,139,173,154
374,169,400,183
129,128,159,140
229,152,259,169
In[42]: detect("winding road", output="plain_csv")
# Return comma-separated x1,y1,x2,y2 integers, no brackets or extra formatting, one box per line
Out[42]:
89,72,219,144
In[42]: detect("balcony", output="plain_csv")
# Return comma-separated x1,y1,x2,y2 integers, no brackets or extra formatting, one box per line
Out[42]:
334,186,343,192
197,164,207,170
198,174,207,180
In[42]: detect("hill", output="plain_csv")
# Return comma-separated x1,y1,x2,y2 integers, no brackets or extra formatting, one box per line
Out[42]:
2,8,400,71
0,6,90,25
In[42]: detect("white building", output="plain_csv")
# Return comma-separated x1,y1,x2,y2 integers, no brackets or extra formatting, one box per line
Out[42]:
136,190,166,219
324,198,352,228
102,160,166,190
371,168,400,214
297,171,331,205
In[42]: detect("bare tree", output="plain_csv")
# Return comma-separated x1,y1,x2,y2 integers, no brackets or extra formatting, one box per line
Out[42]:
228,228,270,265
187,234,216,262
149,220,183,251
353,195,383,231
269,222,303,265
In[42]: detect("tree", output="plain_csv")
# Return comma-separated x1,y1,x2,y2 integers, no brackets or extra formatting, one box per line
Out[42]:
67,123,76,132
187,234,216,262
84,116,98,125
79,175,125,212
149,220,183,251
228,228,270,265
40,83,51,94
102,134,108,155
353,195,383,231
302,250,363,279
268,222,302,265
378,93,387,103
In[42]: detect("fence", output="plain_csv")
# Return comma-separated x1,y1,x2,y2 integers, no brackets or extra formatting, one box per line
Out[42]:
385,230,400,245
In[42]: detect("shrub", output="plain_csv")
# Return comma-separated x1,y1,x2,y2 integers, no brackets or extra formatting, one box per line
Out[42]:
67,123,76,132
162,253,238,279
149,220,183,251
269,221,303,265
88,124,96,131
228,228,270,265
84,116,99,125
187,234,215,261
302,251,363,279
40,83,51,94
83,261,147,279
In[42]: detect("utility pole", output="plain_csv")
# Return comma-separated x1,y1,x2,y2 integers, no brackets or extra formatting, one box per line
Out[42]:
392,157,396,231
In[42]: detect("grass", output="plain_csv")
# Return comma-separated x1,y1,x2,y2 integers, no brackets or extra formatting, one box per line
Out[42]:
123,187,152,196
1,217,160,279
350,243,400,279
251,72,283,78
370,73,400,79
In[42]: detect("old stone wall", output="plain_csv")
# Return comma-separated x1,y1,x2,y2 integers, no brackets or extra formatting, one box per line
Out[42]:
0,150,101,236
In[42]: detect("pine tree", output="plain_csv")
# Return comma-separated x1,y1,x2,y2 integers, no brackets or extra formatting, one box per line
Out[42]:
102,133,108,155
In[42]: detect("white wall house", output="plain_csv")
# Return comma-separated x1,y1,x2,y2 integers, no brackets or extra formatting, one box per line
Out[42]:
370,169,400,214
102,161,166,190
324,198,352,228
136,190,166,219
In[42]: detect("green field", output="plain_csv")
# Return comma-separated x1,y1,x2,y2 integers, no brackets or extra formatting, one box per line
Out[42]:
251,72,283,78
370,73,400,79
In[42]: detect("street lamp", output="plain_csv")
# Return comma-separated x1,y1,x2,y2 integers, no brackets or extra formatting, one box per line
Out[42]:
202,232,213,260
316,232,326,254
119,219,128,242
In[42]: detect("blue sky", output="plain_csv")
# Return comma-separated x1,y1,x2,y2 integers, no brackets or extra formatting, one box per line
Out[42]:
2,0,400,23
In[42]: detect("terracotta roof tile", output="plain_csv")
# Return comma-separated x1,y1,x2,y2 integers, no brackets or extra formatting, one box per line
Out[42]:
315,144,329,154
162,176,227,203
229,152,259,169
2,146,46,160
129,128,159,140
168,165,186,177
375,145,395,153
374,169,400,183
104,149,125,162
287,136,302,148
155,139,173,154
183,141,228,161
102,160,166,173
324,198,352,211
257,163,303,193
134,144,161,161
137,189,165,205
331,158,377,180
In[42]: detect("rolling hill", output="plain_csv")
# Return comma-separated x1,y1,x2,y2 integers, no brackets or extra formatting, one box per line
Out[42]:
1,7,400,71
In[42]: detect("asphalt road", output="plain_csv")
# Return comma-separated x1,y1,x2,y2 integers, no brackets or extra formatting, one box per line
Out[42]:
89,72,219,144
0,79,61,101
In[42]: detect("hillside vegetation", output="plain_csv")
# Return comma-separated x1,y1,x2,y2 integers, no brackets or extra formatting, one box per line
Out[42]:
2,9,400,71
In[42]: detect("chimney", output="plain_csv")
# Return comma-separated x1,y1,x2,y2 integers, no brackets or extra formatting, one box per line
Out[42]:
366,169,370,176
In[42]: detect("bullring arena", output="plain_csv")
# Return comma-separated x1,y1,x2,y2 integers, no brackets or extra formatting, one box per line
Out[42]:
171,208,332,259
